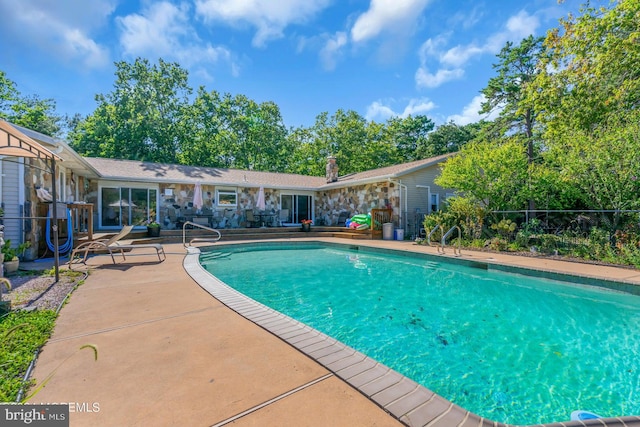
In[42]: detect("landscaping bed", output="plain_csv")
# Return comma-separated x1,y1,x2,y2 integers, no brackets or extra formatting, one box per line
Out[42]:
1,270,85,402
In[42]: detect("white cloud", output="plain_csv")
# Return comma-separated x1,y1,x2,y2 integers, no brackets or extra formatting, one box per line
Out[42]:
351,0,431,43
414,10,540,89
402,98,437,116
366,102,397,122
441,10,540,68
415,36,464,88
195,0,331,47
118,2,190,57
440,44,484,68
0,0,112,68
117,2,236,71
319,32,348,71
447,94,501,125
415,67,464,88
365,98,436,122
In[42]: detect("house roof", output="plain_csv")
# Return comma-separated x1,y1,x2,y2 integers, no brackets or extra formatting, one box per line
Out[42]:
83,157,327,190
321,152,454,188
84,153,454,191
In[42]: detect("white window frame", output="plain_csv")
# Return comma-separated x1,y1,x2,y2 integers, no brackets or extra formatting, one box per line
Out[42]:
98,181,159,229
216,188,237,207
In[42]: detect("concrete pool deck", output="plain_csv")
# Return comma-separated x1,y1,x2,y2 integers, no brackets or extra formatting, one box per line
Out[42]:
27,238,640,426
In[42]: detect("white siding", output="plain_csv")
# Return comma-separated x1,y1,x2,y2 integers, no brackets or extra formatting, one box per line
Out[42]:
1,158,22,244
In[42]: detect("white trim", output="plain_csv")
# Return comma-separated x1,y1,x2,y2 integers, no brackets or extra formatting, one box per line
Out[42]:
216,189,237,207
18,158,25,207
98,183,160,229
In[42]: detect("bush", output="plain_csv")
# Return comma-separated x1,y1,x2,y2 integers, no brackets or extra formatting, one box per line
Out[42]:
0,310,57,401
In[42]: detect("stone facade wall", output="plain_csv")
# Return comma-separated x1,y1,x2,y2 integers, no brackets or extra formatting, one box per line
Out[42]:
157,184,282,229
23,158,88,260
315,181,400,226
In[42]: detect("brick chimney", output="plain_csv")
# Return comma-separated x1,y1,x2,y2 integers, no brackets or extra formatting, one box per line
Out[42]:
326,156,338,183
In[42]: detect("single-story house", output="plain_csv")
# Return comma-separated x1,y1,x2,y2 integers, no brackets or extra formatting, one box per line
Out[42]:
0,121,454,260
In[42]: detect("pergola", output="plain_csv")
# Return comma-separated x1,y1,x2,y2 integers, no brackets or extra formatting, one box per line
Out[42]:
0,120,63,281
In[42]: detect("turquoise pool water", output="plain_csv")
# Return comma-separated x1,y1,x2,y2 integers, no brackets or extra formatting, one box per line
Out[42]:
200,243,640,425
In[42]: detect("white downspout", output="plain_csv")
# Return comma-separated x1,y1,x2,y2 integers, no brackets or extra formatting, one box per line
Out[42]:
388,178,408,231
399,181,408,232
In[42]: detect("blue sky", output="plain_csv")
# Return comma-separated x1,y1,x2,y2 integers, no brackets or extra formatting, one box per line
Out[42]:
0,0,591,129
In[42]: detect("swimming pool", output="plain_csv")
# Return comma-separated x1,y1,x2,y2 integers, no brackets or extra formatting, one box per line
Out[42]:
198,242,640,425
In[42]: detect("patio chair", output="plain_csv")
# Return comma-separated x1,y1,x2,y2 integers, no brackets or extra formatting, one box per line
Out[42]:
336,211,350,226
245,209,260,228
278,209,290,226
68,225,166,269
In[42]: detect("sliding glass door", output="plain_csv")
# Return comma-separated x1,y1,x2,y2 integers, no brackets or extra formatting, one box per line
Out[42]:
100,186,157,228
280,194,312,224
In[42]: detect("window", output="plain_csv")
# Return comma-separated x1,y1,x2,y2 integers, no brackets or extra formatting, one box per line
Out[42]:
100,186,157,228
216,189,237,207
280,194,312,224
430,194,439,212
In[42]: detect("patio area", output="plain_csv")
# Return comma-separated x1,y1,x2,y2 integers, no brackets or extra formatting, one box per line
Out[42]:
26,239,640,426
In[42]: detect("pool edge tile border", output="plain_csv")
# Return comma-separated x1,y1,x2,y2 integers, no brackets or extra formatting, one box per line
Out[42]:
183,243,640,427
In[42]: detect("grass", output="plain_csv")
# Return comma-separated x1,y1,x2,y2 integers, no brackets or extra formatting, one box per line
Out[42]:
0,268,88,402
0,310,57,402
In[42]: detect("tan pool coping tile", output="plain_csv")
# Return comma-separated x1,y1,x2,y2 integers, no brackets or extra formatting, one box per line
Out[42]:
25,239,640,427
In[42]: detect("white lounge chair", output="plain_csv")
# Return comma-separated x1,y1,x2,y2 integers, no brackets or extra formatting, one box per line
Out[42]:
69,225,166,269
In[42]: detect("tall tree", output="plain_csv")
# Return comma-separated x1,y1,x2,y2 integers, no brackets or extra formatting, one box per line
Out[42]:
418,121,480,158
0,70,62,136
481,35,545,157
9,95,62,137
532,0,640,135
383,115,434,162
529,0,640,223
70,58,191,163
481,35,545,212
0,71,19,117
180,89,290,171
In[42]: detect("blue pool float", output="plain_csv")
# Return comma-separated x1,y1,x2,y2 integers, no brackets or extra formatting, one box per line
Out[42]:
570,410,601,421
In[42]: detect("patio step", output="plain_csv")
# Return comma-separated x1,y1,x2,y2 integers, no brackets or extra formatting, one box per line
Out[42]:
75,226,374,249
152,226,373,244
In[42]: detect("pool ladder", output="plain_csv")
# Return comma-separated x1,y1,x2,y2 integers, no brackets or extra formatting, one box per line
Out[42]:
427,225,462,256
182,221,222,248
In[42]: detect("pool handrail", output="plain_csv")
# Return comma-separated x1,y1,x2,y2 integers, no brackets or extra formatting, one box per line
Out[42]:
427,224,443,248
182,221,222,248
441,225,461,256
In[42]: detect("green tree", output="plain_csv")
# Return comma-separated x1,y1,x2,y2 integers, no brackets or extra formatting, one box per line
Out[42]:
70,58,192,163
435,137,529,214
0,71,19,117
546,110,640,225
0,71,62,136
481,35,546,212
481,35,545,157
529,0,640,221
286,110,370,176
534,0,640,135
383,115,434,162
418,121,480,158
180,89,290,171
9,95,62,137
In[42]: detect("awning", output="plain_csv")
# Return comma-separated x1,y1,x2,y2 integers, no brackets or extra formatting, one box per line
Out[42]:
0,120,62,161
0,119,63,281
